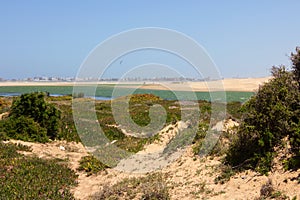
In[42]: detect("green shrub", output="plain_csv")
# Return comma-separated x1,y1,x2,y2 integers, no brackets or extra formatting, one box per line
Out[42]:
9,92,61,140
284,155,300,170
77,155,109,176
0,94,82,143
226,65,300,173
0,116,49,143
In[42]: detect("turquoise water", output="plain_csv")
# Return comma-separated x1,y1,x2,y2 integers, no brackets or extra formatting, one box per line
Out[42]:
0,85,254,102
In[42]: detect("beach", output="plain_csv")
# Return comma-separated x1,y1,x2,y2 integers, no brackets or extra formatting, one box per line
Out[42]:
0,77,271,92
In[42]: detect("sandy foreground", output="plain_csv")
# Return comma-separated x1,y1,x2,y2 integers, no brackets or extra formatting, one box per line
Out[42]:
7,133,300,200
0,77,272,92
5,120,300,199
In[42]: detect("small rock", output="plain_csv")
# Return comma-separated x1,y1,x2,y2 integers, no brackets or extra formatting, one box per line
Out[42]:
177,121,188,130
111,140,117,144
59,146,65,151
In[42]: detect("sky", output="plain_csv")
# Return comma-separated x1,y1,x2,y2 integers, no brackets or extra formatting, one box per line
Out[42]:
0,0,299,79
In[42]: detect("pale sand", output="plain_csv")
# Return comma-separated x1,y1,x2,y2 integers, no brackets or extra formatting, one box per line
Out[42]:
120,77,271,92
7,122,300,200
0,77,272,92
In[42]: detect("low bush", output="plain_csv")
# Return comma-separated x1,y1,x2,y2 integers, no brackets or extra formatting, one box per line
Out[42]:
0,116,49,143
10,92,61,140
77,155,109,176
91,173,170,200
0,142,77,199
0,92,81,143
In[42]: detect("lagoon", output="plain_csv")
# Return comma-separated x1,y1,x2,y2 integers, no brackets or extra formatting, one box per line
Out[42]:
0,85,254,102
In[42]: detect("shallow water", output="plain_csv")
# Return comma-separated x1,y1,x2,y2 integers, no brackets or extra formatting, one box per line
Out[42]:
0,85,254,102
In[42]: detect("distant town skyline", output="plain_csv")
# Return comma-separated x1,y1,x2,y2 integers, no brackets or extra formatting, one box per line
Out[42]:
0,1,299,79
0,75,217,82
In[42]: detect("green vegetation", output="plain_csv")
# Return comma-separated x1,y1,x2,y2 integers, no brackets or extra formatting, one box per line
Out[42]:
192,101,242,157
91,173,170,200
0,95,81,197
95,94,183,153
0,142,77,199
0,92,61,142
225,48,300,174
52,101,81,142
0,92,81,143
10,92,61,139
77,155,109,176
0,97,10,113
0,116,49,142
226,101,243,119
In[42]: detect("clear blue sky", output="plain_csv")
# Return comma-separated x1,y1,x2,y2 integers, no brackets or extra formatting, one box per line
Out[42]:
0,0,299,79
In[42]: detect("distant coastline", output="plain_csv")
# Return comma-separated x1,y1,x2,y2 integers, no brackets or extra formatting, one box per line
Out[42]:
0,77,272,92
